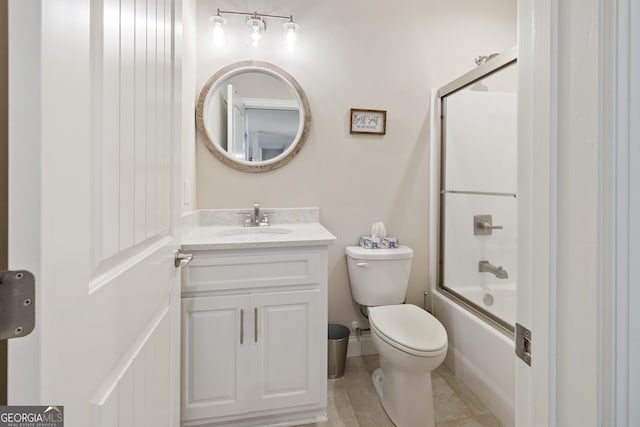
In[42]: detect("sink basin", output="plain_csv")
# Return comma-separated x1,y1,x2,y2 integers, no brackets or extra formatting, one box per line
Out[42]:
180,221,337,250
215,227,293,239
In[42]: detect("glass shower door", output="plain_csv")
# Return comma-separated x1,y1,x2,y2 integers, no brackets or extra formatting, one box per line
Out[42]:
439,59,518,333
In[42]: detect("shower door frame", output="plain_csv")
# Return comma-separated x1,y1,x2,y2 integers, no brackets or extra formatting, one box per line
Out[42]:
432,47,518,338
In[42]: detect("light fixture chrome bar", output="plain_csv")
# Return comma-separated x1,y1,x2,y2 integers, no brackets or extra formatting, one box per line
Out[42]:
217,8,294,22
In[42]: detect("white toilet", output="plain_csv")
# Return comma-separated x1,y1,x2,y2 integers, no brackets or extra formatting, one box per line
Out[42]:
345,245,448,427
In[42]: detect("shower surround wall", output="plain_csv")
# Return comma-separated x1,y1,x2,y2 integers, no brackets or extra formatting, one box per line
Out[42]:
186,0,517,334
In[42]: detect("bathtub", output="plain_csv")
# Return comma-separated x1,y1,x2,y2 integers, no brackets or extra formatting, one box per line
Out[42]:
453,283,516,327
432,287,515,427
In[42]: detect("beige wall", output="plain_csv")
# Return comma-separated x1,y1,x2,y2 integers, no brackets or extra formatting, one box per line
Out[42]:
191,0,516,331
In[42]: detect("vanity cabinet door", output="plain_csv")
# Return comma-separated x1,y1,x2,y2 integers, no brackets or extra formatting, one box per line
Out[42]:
181,295,251,422
251,289,325,412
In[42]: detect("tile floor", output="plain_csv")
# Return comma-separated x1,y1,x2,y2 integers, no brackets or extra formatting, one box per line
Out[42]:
297,355,504,427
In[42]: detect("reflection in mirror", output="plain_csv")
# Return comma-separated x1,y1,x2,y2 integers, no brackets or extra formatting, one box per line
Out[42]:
196,61,311,173
207,73,299,161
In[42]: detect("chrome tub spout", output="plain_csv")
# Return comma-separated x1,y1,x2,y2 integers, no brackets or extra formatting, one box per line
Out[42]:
478,260,509,279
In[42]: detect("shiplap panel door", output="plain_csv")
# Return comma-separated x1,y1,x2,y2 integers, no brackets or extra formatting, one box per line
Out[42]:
7,0,182,426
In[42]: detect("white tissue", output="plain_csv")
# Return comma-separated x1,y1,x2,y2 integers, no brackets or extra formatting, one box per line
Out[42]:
371,221,387,239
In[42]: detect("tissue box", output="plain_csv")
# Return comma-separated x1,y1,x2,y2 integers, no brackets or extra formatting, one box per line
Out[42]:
359,236,398,249
380,237,399,248
359,236,380,249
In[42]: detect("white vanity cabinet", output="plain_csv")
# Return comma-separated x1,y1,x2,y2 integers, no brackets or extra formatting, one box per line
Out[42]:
180,246,329,427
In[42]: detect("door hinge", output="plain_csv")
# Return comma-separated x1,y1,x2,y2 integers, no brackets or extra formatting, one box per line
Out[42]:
0,270,36,340
515,322,531,366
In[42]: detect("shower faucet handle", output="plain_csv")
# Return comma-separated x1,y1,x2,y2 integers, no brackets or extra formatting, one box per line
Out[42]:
474,214,503,236
479,222,503,230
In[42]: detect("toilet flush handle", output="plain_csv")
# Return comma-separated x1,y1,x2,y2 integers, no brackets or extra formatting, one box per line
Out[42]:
356,262,369,268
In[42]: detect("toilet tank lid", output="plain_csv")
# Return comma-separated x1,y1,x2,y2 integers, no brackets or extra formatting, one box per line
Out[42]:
345,245,413,260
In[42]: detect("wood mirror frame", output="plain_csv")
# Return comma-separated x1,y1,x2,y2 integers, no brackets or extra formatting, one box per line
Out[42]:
196,60,311,173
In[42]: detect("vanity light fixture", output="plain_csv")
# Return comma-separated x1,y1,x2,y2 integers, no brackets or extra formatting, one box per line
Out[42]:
210,8,299,48
282,20,299,50
209,14,226,46
246,15,266,45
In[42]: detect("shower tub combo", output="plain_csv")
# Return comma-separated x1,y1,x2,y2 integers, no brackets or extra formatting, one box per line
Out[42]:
429,48,518,427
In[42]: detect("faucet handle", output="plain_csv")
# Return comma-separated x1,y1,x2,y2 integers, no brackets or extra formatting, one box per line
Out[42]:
242,214,253,227
259,214,271,227
479,221,503,230
474,215,503,235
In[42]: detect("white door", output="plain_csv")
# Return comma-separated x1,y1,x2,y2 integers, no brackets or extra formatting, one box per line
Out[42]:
515,0,640,425
7,1,182,426
226,84,246,159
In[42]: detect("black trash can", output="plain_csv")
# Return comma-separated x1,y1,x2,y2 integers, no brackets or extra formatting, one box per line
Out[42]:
328,324,350,379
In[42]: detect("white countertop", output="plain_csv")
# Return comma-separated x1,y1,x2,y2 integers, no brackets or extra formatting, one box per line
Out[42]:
181,222,337,251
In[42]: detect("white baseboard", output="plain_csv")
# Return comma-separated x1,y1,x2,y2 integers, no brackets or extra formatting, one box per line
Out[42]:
346,334,377,358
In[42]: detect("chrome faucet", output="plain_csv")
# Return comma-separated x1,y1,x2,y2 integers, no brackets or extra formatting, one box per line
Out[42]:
478,260,509,279
253,202,260,224
243,202,270,227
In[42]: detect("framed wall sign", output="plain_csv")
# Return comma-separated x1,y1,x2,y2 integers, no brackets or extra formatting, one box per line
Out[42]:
350,108,387,135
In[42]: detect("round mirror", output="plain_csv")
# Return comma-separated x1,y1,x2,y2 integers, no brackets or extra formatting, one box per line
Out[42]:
196,61,311,172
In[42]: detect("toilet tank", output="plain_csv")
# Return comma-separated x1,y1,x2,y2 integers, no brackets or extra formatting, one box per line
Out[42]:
345,246,414,307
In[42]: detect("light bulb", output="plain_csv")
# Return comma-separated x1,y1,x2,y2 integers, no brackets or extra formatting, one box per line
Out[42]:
209,15,226,46
283,21,298,50
246,17,266,47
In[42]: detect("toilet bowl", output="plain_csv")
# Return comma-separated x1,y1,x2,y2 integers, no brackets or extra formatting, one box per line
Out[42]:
368,304,447,427
345,246,448,427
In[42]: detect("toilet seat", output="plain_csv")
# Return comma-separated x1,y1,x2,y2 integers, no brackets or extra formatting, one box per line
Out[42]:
369,304,447,357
